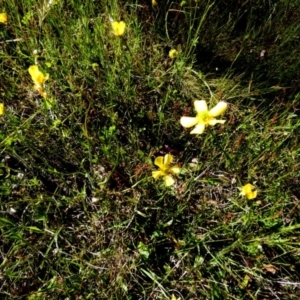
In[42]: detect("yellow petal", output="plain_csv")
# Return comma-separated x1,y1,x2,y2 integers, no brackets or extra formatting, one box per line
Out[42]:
164,154,173,166
152,170,163,180
190,124,205,134
194,100,207,113
154,156,164,169
0,103,4,115
40,90,47,99
164,175,175,187
152,0,158,6
0,13,8,24
33,84,42,91
28,65,48,86
169,49,178,59
28,65,39,79
180,117,198,128
112,21,126,36
240,183,257,200
171,166,180,174
209,101,227,117
208,119,226,126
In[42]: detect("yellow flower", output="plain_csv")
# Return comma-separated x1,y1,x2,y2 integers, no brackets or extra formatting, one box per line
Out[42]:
28,65,48,89
152,154,180,187
169,49,178,59
180,100,227,134
152,0,158,6
0,103,4,115
28,65,49,98
240,183,257,200
0,13,8,24
171,294,180,300
111,21,126,36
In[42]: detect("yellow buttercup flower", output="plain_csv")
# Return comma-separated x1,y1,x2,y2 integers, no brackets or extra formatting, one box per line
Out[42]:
180,100,227,134
240,183,257,200
152,0,158,6
171,295,180,300
0,103,4,115
111,21,126,36
169,49,178,59
152,154,180,187
28,65,49,98
0,13,8,24
28,65,48,89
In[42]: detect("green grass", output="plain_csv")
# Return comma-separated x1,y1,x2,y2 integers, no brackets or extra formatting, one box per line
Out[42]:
1,0,300,299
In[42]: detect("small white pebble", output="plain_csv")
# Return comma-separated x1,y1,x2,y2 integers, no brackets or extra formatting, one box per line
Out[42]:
91,197,99,203
9,207,17,214
17,172,24,179
260,50,266,57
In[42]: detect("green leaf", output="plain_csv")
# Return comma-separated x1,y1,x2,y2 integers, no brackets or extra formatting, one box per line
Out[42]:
138,242,150,260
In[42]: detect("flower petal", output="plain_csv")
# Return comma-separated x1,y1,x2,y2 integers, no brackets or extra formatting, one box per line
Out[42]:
208,119,226,126
164,175,175,187
169,49,178,59
28,65,39,81
240,183,257,199
154,156,164,169
171,166,180,174
28,65,48,86
0,13,8,23
112,21,126,36
249,190,258,199
152,170,163,180
164,154,173,166
209,101,227,117
190,124,205,134
194,100,207,113
40,90,47,99
180,117,198,128
0,103,4,115
33,84,42,91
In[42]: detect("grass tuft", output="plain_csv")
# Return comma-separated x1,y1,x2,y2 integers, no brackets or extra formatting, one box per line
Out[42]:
1,0,300,299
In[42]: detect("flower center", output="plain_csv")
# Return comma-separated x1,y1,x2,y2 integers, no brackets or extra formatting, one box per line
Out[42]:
196,111,212,124
161,164,174,175
161,167,169,174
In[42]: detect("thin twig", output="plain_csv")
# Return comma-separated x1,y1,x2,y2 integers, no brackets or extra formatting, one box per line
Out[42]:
0,38,23,44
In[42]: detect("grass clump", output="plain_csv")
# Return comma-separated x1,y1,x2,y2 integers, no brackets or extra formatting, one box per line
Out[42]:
1,0,300,299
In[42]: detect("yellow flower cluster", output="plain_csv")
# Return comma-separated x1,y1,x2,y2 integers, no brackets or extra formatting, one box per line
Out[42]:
152,100,258,197
22,17,256,197
152,100,229,186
